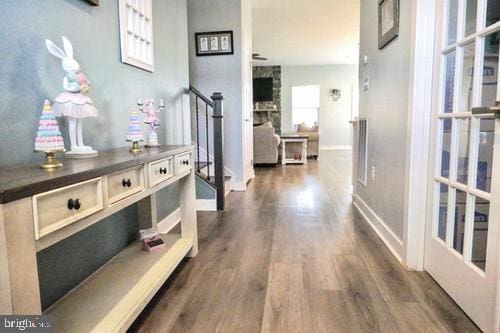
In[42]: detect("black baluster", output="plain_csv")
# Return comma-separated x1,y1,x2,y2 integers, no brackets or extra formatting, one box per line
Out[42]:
205,103,210,180
212,92,225,210
196,96,200,173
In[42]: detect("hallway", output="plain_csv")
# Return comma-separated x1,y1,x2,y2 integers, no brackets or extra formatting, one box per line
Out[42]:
132,151,479,333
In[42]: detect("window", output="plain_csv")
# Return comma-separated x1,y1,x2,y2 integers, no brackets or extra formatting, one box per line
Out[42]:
292,85,320,127
119,0,154,72
357,119,368,185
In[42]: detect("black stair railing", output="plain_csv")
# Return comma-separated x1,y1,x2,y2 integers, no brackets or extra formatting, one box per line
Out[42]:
189,86,225,210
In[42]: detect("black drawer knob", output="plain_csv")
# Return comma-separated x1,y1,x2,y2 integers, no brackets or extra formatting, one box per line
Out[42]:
67,198,81,210
182,160,189,166
122,179,132,187
159,167,167,174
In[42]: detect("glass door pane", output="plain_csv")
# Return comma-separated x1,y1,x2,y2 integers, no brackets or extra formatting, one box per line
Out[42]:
453,189,467,254
461,43,476,113
444,52,456,113
465,0,477,36
471,198,489,270
481,33,499,108
437,183,449,241
441,119,453,177
456,118,471,184
447,0,459,45
486,0,500,27
477,118,494,192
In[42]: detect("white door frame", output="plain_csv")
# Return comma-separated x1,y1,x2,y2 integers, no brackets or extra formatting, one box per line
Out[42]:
402,0,438,271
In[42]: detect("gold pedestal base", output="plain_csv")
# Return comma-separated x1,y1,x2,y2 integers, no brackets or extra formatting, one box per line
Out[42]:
129,141,143,153
39,151,63,169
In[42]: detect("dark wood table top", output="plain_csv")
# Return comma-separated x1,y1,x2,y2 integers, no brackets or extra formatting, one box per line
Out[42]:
0,145,192,204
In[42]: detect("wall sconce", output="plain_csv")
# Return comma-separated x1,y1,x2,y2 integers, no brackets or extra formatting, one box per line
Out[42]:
328,89,342,102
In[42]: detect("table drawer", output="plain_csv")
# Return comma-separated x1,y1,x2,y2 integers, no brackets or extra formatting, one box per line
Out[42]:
33,178,103,240
174,152,192,175
149,157,174,187
106,166,145,205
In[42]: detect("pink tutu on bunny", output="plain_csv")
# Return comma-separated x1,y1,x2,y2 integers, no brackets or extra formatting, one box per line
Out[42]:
52,91,98,119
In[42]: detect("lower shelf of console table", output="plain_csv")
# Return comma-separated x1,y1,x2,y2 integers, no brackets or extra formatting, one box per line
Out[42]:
46,234,192,333
0,145,198,333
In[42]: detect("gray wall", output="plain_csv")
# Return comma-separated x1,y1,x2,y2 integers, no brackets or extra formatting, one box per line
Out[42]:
0,0,190,166
281,65,358,148
355,0,411,239
187,0,247,184
0,0,190,309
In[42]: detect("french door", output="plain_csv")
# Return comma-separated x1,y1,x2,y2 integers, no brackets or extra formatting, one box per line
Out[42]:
425,0,500,331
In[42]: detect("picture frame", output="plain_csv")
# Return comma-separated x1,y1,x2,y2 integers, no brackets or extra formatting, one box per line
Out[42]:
195,31,234,56
378,0,399,49
118,0,155,72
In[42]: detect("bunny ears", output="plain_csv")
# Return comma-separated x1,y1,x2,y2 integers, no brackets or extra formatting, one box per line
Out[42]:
46,36,74,59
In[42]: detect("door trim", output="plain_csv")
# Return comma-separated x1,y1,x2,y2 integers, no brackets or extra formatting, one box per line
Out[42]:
403,0,438,270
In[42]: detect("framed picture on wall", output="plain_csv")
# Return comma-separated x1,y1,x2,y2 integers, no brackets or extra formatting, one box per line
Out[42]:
118,0,155,72
195,31,234,56
378,0,399,49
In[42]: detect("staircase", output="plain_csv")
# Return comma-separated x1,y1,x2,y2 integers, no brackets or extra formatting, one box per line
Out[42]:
189,86,228,210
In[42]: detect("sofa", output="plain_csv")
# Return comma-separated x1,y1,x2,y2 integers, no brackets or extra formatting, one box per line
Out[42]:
253,121,281,164
284,123,319,158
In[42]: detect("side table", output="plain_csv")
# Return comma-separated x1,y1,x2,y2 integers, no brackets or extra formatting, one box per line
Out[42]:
280,135,308,165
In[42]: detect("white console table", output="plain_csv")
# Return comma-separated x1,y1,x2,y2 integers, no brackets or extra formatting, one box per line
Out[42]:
0,145,197,332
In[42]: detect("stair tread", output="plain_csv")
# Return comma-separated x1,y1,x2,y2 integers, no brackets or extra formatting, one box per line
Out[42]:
196,172,231,182
195,161,212,169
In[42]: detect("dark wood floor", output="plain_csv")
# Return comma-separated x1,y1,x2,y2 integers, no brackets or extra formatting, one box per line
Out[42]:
131,151,479,333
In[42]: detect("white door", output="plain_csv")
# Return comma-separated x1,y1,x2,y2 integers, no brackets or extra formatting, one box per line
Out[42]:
425,1,500,331
242,43,255,184
243,83,254,183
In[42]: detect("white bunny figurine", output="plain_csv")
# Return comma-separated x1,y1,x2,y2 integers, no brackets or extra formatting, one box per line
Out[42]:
46,36,98,158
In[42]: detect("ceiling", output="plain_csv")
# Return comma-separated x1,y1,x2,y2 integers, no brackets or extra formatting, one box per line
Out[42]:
251,0,360,66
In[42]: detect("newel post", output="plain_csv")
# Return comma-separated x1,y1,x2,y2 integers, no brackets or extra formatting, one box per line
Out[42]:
211,92,225,210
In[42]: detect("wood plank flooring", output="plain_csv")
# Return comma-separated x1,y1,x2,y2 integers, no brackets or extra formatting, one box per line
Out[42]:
130,151,480,333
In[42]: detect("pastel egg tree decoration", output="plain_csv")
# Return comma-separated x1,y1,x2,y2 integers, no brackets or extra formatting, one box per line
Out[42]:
137,99,165,148
34,100,65,169
45,36,98,158
126,108,144,153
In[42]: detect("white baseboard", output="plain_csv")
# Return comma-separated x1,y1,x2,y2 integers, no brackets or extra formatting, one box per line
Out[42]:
197,199,217,211
229,180,247,192
320,145,352,151
352,194,404,262
157,208,181,234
